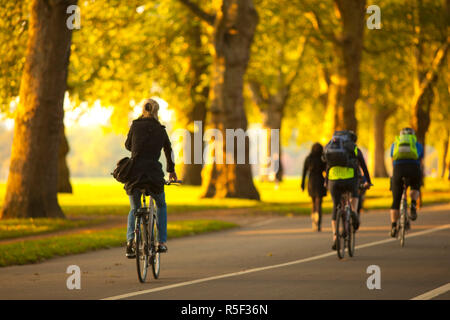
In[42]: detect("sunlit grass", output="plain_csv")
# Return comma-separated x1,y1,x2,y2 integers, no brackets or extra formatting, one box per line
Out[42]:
0,218,105,240
0,177,449,218
0,220,237,267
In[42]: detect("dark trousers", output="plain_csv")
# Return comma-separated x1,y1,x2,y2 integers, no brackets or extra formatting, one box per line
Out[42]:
311,196,323,227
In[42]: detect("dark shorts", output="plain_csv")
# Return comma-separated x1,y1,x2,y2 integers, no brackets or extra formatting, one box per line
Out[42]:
391,163,421,210
328,177,359,220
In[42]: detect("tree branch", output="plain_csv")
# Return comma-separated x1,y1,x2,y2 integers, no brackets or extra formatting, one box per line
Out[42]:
178,0,215,26
248,80,269,107
304,10,339,45
286,35,310,89
363,42,412,55
417,39,449,98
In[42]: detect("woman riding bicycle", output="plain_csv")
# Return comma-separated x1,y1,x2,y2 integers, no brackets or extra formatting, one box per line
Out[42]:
124,98,177,258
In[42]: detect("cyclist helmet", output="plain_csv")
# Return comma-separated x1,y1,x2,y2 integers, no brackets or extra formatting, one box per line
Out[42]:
400,127,415,136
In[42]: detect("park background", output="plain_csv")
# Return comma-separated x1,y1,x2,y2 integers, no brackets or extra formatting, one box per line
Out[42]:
0,0,449,266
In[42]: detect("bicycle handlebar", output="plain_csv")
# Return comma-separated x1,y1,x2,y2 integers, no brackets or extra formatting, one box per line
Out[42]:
359,183,373,190
165,180,183,185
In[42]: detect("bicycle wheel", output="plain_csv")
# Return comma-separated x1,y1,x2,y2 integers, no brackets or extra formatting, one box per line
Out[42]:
150,211,160,279
135,216,149,283
399,198,407,247
348,213,355,257
336,210,346,259
399,211,406,247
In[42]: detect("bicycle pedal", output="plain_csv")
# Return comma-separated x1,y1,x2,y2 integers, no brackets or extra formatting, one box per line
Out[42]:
157,246,168,253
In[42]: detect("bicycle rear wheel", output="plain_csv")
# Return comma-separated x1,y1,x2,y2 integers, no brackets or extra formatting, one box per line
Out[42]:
348,214,355,257
399,211,406,247
150,213,161,279
135,216,149,283
399,198,407,247
336,210,346,259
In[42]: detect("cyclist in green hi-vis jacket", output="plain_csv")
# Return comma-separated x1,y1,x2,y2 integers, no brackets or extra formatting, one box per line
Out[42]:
389,127,424,238
323,131,372,251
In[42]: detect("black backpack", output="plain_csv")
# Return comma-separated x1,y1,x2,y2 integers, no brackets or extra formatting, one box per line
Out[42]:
324,131,357,167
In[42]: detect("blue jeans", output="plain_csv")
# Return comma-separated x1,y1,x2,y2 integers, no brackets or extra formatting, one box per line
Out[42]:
127,189,167,243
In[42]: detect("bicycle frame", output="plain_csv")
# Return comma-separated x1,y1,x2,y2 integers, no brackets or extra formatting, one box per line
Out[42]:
134,192,159,283
336,191,354,259
340,192,352,236
133,180,182,283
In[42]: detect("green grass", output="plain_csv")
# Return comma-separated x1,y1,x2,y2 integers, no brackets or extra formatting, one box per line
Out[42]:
0,177,449,218
0,217,105,240
0,220,237,267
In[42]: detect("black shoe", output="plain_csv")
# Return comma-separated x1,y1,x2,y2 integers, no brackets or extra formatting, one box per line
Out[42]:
410,202,417,221
390,224,397,238
331,239,337,251
405,220,411,231
126,240,135,258
158,243,168,253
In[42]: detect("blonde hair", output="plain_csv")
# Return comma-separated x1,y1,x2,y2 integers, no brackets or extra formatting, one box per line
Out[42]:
140,98,159,120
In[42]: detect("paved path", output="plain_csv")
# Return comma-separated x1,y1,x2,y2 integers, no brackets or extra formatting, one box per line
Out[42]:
0,204,449,300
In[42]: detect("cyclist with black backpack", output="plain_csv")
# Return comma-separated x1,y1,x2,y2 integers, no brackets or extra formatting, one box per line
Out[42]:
389,127,424,237
323,130,372,250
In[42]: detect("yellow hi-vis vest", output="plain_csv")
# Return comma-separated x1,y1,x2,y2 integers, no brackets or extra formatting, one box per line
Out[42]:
328,146,358,180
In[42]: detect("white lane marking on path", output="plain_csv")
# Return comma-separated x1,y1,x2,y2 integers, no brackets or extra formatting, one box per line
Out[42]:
411,283,450,300
103,224,450,300
250,218,279,228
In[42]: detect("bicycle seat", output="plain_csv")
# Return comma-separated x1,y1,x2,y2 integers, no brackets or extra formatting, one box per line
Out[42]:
401,177,411,187
138,188,150,196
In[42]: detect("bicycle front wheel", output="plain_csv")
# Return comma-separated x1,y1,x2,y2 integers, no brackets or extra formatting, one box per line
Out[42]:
150,213,160,279
399,211,406,247
336,211,346,259
135,217,149,283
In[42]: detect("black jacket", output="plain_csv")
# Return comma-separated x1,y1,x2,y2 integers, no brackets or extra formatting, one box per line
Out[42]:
124,117,175,195
302,154,327,198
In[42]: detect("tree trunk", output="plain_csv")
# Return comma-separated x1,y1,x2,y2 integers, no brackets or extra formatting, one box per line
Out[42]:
261,104,283,182
178,22,209,186
411,44,448,145
248,81,287,182
178,131,203,185
328,0,366,133
412,82,434,146
441,129,449,178
201,0,260,200
373,107,390,177
411,0,449,146
1,0,76,219
57,126,72,193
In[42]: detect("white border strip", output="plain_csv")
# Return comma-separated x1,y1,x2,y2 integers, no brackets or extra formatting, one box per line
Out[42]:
411,283,450,300
103,224,450,300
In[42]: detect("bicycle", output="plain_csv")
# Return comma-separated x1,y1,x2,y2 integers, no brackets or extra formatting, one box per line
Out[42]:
134,180,182,283
397,177,411,247
335,191,355,259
